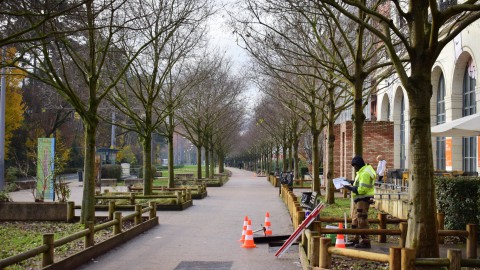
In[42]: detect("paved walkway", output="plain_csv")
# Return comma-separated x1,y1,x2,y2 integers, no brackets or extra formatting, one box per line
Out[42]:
65,168,302,270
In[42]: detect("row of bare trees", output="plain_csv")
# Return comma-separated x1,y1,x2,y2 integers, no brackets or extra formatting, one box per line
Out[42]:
2,0,247,224
227,0,480,260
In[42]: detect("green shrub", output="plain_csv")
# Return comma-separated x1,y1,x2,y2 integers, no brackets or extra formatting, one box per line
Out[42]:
6,167,19,182
101,164,122,180
436,176,480,231
300,167,309,176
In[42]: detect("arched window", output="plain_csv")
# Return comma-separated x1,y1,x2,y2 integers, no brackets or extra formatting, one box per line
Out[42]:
400,95,406,169
436,74,446,170
462,59,477,172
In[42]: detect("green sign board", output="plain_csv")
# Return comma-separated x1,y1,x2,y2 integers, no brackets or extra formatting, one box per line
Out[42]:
37,138,55,200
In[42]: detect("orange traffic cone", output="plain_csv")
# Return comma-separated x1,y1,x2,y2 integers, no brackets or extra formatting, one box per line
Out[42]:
242,219,257,248
264,212,272,236
335,223,346,248
239,216,248,242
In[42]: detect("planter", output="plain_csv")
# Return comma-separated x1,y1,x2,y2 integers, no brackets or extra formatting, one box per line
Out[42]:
0,202,68,221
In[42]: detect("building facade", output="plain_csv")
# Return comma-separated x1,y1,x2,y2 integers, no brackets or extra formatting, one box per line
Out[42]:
376,20,480,173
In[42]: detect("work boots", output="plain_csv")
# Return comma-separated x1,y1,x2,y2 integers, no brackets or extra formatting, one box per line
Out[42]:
354,241,371,249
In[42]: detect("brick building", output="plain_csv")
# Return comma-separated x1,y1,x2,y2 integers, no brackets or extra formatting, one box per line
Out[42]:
323,121,394,183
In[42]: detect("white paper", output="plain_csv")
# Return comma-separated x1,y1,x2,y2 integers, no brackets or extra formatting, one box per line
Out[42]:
333,177,351,189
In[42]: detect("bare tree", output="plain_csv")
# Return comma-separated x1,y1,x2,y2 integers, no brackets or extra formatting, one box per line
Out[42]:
320,0,480,258
106,0,211,194
17,0,166,223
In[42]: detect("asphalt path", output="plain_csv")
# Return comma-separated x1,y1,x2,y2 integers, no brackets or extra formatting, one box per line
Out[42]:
76,168,302,270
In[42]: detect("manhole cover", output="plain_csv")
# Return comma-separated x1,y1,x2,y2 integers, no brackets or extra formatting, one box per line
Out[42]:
174,261,233,270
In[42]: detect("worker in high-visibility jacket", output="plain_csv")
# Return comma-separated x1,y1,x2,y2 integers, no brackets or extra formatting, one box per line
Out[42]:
344,155,376,248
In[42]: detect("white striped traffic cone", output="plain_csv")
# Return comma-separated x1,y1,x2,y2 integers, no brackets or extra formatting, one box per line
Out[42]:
242,219,256,248
264,212,272,236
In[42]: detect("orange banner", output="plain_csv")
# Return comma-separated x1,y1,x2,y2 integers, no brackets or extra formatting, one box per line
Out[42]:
446,137,452,168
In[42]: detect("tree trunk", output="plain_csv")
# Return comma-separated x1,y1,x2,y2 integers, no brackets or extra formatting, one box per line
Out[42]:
218,152,224,173
196,146,202,179
275,146,279,173
406,77,439,258
311,128,321,194
80,122,97,224
324,94,335,204
282,142,287,172
209,148,214,177
168,133,175,188
288,145,293,171
352,80,366,157
142,134,152,195
205,146,210,178
293,137,299,179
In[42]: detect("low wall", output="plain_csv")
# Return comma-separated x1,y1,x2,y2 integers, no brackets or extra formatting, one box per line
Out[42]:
374,189,409,219
0,202,67,221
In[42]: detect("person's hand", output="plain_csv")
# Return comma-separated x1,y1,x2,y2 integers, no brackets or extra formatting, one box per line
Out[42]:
344,185,359,194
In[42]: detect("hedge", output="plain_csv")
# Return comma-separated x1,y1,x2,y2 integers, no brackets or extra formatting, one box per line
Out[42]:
101,164,122,180
435,176,480,231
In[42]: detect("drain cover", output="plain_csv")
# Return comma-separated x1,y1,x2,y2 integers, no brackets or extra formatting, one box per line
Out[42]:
174,261,233,270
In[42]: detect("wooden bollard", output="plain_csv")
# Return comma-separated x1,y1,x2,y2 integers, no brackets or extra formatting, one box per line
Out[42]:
378,213,387,243
108,201,115,220
85,221,94,248
67,201,75,223
319,237,332,269
401,248,416,270
389,247,401,270
466,223,478,259
149,201,156,219
176,191,182,204
134,204,142,225
114,212,122,235
310,235,320,267
437,211,445,244
399,222,407,248
297,211,305,230
42,233,54,267
130,193,135,205
447,249,462,270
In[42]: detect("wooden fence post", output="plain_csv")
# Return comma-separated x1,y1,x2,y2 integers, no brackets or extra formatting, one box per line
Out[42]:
67,201,75,223
134,204,142,225
437,211,445,244
85,221,94,248
378,213,387,243
389,247,401,270
447,249,461,270
129,192,135,205
42,233,54,267
108,201,115,220
401,248,415,270
319,237,332,269
149,201,156,219
176,191,182,204
114,211,122,235
399,222,407,248
466,223,478,259
310,236,320,267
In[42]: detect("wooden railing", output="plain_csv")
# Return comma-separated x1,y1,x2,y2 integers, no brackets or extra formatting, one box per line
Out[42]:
96,190,190,205
0,202,157,269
